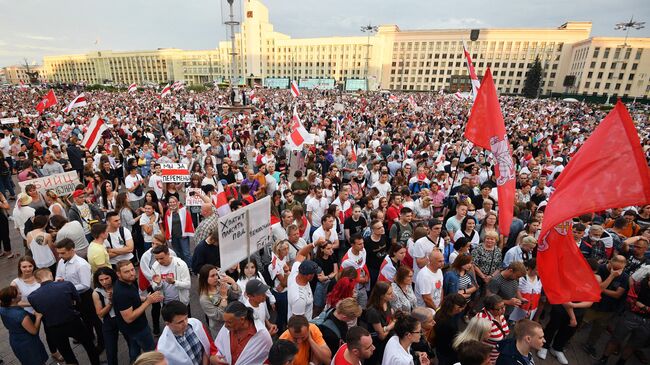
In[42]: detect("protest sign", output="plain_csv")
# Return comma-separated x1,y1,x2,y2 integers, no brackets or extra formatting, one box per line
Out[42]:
18,171,81,197
218,196,271,270
0,117,19,124
185,188,204,206
161,163,190,183
59,124,74,142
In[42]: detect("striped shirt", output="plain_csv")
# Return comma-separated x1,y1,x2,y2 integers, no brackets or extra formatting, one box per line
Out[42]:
475,310,510,364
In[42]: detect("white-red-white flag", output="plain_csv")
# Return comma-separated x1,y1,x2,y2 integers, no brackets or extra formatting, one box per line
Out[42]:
408,95,417,108
82,115,107,152
160,83,171,98
172,81,185,91
290,80,300,97
462,40,481,101
287,108,313,150
128,83,137,93
388,94,398,103
545,141,554,159
214,181,232,217
63,93,87,113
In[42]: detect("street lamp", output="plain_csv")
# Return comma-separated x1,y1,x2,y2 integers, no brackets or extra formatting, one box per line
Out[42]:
360,23,378,91
615,17,645,47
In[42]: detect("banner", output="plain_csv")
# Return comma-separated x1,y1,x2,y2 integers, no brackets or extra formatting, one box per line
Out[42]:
218,196,271,270
18,171,81,197
0,117,19,124
161,163,190,183
185,188,204,206
59,124,74,143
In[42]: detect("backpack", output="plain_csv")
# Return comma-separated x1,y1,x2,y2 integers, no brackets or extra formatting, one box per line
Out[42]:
106,227,127,248
310,308,341,340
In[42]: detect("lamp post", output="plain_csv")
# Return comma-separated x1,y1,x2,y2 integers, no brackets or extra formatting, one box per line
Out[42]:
360,23,378,91
615,17,645,47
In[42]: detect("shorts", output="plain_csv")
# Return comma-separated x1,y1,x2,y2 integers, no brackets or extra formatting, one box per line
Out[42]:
612,311,650,348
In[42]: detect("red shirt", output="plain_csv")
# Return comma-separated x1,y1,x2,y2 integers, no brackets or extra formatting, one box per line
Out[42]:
385,204,403,230
332,344,359,365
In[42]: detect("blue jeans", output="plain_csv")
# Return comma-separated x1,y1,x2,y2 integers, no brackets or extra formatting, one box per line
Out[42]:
272,290,288,333
314,280,330,308
171,236,191,268
125,325,155,363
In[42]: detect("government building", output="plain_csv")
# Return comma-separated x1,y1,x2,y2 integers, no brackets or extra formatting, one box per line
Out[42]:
7,0,650,98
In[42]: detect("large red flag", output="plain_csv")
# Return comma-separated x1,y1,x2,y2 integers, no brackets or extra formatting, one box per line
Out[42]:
35,89,57,114
538,101,650,304
464,68,515,236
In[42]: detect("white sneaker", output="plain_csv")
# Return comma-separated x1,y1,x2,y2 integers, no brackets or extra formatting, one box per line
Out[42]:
537,348,548,360
550,349,569,365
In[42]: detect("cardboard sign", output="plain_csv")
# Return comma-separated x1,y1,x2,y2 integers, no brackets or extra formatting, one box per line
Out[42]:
18,171,81,197
185,188,204,206
218,196,271,270
161,163,190,183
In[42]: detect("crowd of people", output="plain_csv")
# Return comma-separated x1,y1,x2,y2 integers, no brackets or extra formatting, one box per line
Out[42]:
0,84,648,365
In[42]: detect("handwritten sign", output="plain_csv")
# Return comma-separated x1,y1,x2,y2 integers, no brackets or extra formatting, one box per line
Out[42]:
185,188,204,206
18,171,81,197
218,196,271,270
161,163,190,183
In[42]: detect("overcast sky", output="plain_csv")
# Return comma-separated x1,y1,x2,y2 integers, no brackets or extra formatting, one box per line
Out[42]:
1,0,648,68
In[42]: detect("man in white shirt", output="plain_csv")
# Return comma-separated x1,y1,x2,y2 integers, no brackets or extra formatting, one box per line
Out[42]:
148,163,164,199
415,250,445,311
41,153,65,176
311,214,340,250
306,187,329,229
272,210,294,242
104,212,134,265
411,219,445,277
341,234,371,307
124,165,145,209
55,238,104,351
151,245,192,306
243,279,278,336
372,172,392,198
287,243,319,320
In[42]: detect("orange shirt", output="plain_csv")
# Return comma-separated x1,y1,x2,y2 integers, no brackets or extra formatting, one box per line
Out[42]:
279,323,326,365
230,324,257,365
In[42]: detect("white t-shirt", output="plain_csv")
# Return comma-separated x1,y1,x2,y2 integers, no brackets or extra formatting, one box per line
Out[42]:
140,212,161,242
372,181,392,198
104,227,134,264
411,235,444,277
148,174,164,200
242,295,269,327
381,335,414,365
306,197,329,228
287,261,313,320
311,226,339,245
125,174,145,201
415,266,444,308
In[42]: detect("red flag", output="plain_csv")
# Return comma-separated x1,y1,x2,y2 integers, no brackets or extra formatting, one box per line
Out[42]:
538,101,650,304
464,68,515,236
35,89,57,114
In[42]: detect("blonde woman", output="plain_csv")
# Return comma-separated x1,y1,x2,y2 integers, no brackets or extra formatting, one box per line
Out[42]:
452,316,492,350
45,190,67,218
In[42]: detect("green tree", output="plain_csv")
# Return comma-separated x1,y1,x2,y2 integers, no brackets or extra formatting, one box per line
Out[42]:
522,56,542,98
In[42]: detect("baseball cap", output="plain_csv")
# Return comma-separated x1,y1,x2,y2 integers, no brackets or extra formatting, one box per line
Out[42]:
298,260,322,275
245,279,269,296
72,189,85,198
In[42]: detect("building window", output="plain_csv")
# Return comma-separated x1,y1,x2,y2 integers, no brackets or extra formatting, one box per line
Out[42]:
635,49,643,60
590,62,596,68
593,47,600,58
628,74,634,80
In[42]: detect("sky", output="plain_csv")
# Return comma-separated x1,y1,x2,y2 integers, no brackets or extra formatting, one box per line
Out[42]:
1,0,648,68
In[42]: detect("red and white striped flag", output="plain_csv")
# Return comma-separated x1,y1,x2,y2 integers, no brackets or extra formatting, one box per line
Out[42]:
172,81,185,91
408,95,417,108
160,83,171,98
63,93,87,113
128,83,137,93
214,182,231,217
287,108,313,150
290,80,300,97
82,115,107,152
462,40,481,101
388,94,398,103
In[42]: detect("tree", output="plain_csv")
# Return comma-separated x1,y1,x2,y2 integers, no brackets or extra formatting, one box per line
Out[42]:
522,56,542,98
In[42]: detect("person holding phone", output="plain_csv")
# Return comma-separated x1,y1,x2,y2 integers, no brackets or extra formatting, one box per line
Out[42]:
150,245,192,313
